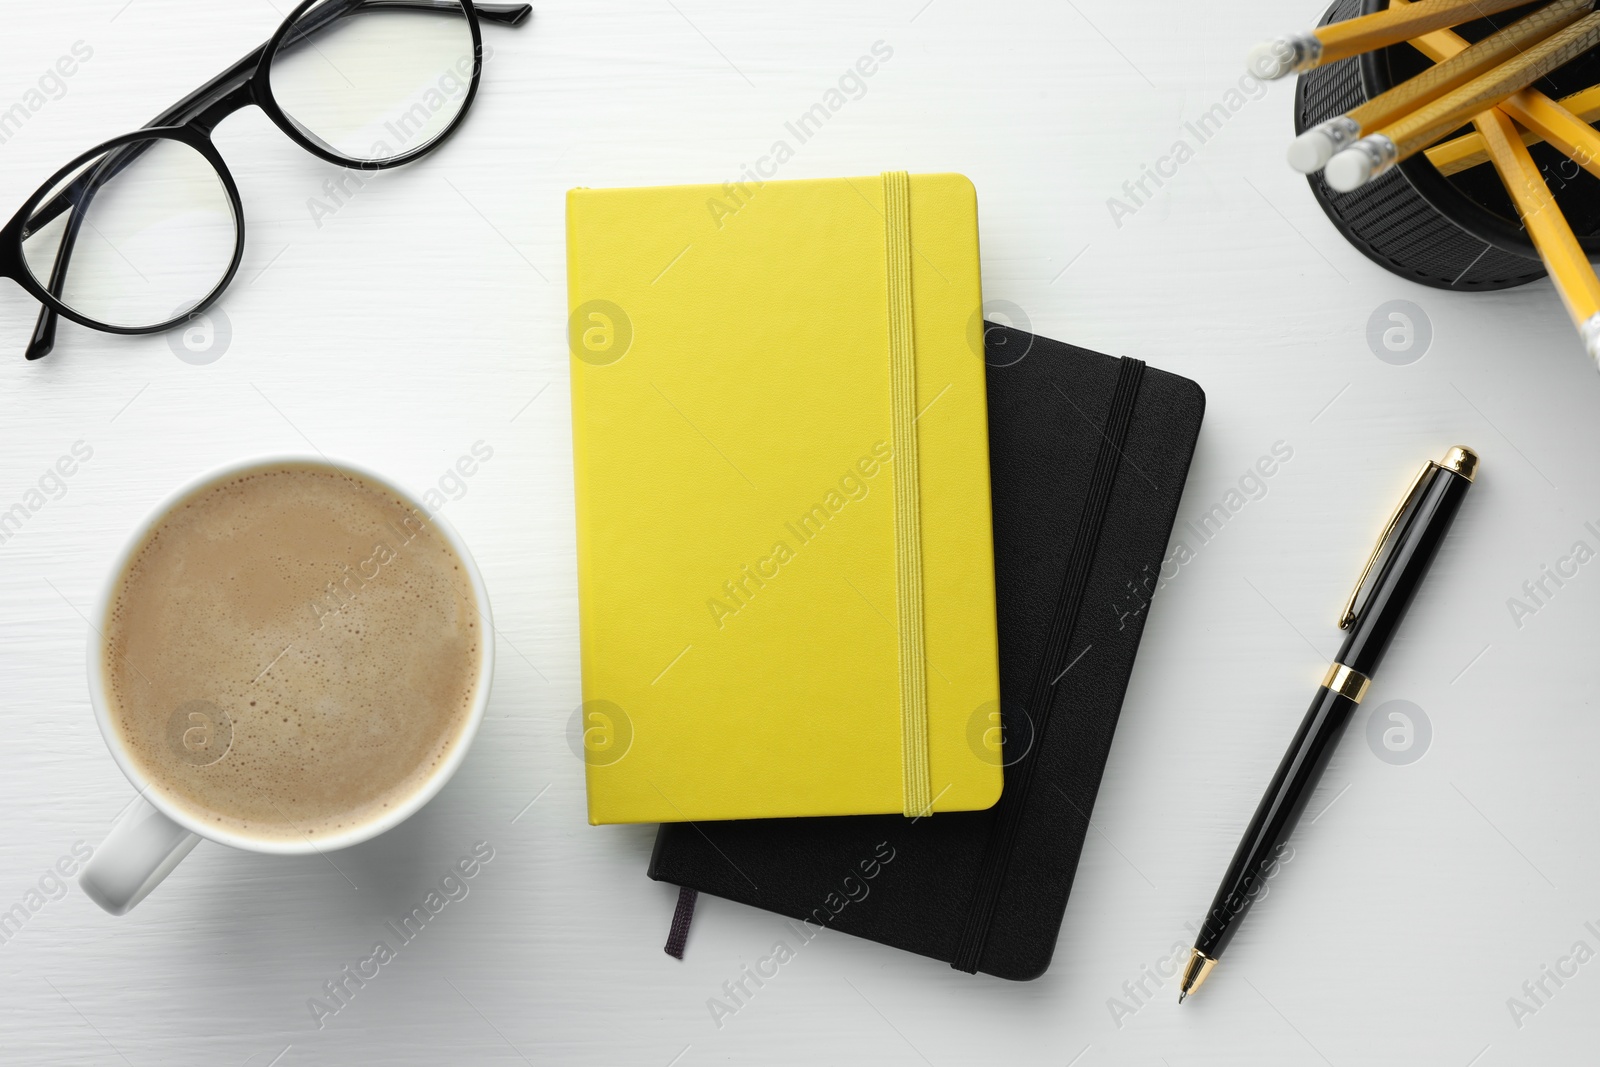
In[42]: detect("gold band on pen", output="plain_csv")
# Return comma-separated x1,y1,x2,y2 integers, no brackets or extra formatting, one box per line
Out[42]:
1322,662,1371,703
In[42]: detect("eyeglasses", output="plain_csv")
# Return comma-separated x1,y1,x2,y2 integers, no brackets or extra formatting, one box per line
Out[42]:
0,0,531,361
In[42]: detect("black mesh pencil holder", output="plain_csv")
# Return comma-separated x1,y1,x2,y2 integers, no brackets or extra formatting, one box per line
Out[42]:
1295,0,1600,290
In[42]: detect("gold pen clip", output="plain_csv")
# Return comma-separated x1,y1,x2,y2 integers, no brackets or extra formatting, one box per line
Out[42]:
1340,461,1433,631
1338,447,1479,630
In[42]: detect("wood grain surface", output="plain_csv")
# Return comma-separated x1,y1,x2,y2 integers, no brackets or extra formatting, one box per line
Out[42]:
2,1,1598,1064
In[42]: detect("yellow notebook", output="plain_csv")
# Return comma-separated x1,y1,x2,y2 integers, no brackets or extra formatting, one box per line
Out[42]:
567,172,1001,825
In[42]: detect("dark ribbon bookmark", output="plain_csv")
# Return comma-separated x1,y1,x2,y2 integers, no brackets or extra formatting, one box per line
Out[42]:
664,886,699,959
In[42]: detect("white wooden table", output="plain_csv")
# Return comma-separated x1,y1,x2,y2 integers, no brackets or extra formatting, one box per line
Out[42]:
3,1,1599,1063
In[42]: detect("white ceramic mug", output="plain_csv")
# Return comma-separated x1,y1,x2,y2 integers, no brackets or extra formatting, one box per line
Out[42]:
78,455,494,915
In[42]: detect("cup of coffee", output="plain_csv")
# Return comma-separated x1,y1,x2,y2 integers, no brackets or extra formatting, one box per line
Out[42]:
79,456,493,914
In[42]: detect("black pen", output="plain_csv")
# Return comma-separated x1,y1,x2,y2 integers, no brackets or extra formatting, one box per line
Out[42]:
1179,446,1478,1003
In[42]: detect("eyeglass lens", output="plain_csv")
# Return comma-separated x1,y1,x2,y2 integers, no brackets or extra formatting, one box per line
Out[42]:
269,0,478,164
21,138,237,330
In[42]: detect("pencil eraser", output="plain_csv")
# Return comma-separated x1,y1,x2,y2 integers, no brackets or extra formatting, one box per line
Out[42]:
1324,150,1371,193
1248,40,1288,80
1288,130,1335,173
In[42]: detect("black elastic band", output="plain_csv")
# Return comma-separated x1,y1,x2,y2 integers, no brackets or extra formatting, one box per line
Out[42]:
950,356,1146,974
664,886,699,959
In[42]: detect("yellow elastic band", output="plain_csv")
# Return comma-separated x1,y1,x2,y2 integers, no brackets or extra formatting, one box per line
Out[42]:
883,170,930,818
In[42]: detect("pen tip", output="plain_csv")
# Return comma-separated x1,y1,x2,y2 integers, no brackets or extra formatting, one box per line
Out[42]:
1178,948,1217,1004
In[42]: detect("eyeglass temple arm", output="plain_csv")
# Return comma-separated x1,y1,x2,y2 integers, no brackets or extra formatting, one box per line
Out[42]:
360,2,531,24
355,3,532,25
24,2,530,360
474,3,533,24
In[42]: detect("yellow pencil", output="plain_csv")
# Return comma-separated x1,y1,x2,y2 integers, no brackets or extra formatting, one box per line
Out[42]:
1289,0,1593,172
1427,84,1600,175
1499,90,1600,181
1325,12,1600,191
1249,0,1545,80
1476,107,1600,366
1386,0,1600,183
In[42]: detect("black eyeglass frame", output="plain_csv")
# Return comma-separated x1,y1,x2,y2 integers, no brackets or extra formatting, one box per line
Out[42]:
0,0,532,360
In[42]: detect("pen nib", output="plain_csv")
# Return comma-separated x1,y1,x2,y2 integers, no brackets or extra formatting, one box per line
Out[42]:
1178,948,1217,1004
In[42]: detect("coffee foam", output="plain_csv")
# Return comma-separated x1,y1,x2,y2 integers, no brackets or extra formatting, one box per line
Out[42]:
103,464,481,844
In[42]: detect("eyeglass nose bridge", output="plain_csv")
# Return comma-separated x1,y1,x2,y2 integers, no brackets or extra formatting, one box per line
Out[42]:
187,53,272,136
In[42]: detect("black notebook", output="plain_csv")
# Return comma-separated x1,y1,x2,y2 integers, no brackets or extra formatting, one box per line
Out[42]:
648,324,1205,980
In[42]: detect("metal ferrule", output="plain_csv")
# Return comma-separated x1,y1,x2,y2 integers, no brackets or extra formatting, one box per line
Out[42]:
1282,31,1324,73
1351,134,1399,181
1315,115,1362,155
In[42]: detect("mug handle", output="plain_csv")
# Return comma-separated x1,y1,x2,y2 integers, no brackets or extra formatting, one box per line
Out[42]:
79,796,201,915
